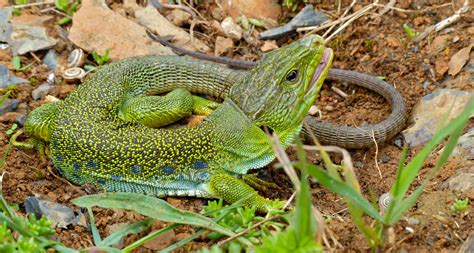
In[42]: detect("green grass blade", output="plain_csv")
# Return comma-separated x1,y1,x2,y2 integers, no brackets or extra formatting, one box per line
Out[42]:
160,229,206,253
87,208,102,245
72,193,251,246
101,218,153,247
395,97,474,200
122,223,179,253
294,170,316,243
387,109,470,224
295,162,381,221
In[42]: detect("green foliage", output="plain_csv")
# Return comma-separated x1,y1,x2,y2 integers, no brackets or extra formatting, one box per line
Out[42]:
282,0,307,11
5,124,18,135
451,198,469,212
54,0,79,25
402,24,418,38
294,97,474,250
11,56,21,71
92,49,110,66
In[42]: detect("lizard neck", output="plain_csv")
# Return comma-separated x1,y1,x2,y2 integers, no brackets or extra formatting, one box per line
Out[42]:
204,99,300,174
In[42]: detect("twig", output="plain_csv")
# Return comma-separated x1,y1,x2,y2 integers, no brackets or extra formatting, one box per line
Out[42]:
378,0,397,16
159,3,197,18
331,85,348,98
271,133,301,191
373,3,451,13
12,1,54,9
323,0,357,38
326,1,378,42
217,214,283,246
414,0,469,42
371,130,382,179
40,7,73,18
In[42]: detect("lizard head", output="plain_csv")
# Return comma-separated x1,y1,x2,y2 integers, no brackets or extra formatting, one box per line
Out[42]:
229,35,333,143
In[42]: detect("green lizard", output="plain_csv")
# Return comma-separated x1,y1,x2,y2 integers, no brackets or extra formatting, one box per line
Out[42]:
15,35,333,211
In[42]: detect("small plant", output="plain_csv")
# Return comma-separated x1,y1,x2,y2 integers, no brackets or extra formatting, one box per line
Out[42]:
12,0,28,16
11,56,34,72
54,0,79,25
92,49,110,66
451,198,469,212
403,24,419,38
282,0,307,11
5,124,18,136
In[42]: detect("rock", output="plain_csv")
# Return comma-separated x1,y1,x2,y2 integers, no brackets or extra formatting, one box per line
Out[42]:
260,40,278,52
459,232,474,253
24,196,80,228
0,64,28,87
402,89,473,148
259,5,328,40
448,168,474,199
449,128,474,160
448,45,472,77
221,0,282,20
0,7,12,41
143,229,175,250
166,9,191,27
220,17,242,40
32,82,55,101
406,217,420,225
133,5,209,52
43,49,58,70
68,0,173,60
4,23,57,55
214,36,233,56
0,99,19,115
15,113,27,126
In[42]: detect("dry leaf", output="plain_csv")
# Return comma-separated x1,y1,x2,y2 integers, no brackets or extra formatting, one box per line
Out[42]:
448,45,472,76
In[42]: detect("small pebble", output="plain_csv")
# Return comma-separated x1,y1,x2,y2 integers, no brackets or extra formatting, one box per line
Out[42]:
324,105,335,112
32,82,55,101
354,161,364,169
15,113,27,126
221,17,242,40
381,154,390,163
308,105,320,116
0,99,20,115
405,227,415,233
407,217,420,225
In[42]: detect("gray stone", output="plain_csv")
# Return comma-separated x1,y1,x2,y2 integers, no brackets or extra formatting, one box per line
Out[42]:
0,64,29,87
402,89,473,148
0,7,12,42
259,5,327,40
459,232,474,253
15,113,27,126
0,98,19,115
24,196,78,228
43,49,58,70
4,23,57,55
447,168,474,199
31,82,55,100
450,127,474,161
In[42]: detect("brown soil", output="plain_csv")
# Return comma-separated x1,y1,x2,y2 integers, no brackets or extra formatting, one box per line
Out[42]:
0,0,473,252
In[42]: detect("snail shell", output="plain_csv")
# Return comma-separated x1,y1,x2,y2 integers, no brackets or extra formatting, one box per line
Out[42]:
67,48,86,68
63,67,86,82
378,192,392,212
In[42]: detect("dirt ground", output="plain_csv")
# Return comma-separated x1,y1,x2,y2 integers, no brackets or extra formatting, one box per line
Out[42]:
0,0,473,252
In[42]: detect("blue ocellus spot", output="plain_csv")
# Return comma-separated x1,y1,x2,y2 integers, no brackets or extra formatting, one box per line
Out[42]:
73,163,81,171
110,174,122,181
131,165,141,175
87,160,97,168
161,166,175,174
54,154,63,162
196,172,210,181
97,179,106,185
193,160,208,170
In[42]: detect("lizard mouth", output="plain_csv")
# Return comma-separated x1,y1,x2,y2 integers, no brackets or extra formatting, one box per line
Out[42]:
306,48,333,98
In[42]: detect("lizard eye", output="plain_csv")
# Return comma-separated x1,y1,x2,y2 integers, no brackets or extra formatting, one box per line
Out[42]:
286,70,299,82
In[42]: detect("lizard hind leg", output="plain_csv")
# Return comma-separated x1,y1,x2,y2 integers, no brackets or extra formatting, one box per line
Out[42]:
209,173,284,213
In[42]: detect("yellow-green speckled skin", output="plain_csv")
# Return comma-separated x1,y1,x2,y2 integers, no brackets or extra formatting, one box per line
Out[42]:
26,35,332,204
50,56,276,197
